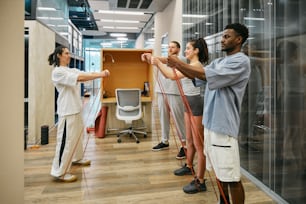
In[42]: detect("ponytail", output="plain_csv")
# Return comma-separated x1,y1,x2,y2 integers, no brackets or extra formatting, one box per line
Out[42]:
48,45,67,67
189,38,209,64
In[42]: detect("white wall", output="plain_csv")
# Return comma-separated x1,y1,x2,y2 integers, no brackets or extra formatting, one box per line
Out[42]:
153,0,183,56
24,20,55,144
0,1,24,203
135,32,144,48
135,0,183,53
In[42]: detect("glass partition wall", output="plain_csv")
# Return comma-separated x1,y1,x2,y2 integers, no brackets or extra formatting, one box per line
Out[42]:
183,0,306,203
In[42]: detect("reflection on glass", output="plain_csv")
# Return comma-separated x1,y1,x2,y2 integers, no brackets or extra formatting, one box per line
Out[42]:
183,0,306,203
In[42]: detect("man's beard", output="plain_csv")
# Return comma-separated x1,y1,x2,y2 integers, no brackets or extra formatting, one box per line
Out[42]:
221,46,235,53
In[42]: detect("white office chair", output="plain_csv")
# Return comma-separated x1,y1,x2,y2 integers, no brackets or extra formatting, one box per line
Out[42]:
115,88,147,143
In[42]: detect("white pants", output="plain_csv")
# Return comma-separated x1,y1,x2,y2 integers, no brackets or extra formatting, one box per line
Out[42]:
157,93,186,143
51,113,84,177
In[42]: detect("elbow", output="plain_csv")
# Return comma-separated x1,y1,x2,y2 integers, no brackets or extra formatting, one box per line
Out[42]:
77,76,86,82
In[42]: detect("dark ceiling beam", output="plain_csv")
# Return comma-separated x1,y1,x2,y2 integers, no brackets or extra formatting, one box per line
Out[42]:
68,0,98,31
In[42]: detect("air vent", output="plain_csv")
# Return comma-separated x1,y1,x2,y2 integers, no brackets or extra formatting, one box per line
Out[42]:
140,0,152,9
116,0,153,9
117,0,127,8
129,0,140,8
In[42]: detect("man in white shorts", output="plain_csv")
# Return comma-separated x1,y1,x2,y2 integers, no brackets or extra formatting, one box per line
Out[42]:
167,23,250,204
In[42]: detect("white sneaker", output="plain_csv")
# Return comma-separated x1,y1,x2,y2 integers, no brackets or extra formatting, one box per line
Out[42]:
72,159,91,166
57,173,77,182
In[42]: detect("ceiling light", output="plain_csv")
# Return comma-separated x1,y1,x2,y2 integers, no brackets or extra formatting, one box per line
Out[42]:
37,17,64,20
49,17,64,20
182,14,208,18
98,10,144,15
116,27,139,30
37,17,49,20
244,17,265,21
37,7,56,11
59,32,69,36
110,33,127,37
100,19,140,23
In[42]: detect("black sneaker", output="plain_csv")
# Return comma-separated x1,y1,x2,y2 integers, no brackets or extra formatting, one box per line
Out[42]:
152,142,169,151
183,179,207,194
174,163,193,176
176,147,186,159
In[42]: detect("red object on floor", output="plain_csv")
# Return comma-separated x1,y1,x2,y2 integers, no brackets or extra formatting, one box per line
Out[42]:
94,106,108,138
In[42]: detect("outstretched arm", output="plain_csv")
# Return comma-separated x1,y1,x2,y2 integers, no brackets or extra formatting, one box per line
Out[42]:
77,69,110,82
141,53,167,64
151,57,184,80
167,55,205,80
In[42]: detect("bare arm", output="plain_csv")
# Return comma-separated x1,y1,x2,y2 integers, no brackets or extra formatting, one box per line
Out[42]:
167,55,206,80
77,69,110,82
141,53,167,64
151,57,184,80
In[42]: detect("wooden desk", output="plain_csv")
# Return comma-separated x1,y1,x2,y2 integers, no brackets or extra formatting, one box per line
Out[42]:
102,97,152,134
101,49,153,134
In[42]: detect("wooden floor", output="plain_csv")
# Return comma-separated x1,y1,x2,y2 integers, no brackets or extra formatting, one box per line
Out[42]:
24,97,277,204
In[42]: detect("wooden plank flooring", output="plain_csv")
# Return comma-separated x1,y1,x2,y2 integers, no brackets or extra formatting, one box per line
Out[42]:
24,98,277,204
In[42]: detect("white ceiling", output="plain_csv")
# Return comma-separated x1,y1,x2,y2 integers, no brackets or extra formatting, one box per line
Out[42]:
88,0,172,35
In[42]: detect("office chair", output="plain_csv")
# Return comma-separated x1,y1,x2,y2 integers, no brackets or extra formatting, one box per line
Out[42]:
115,88,147,143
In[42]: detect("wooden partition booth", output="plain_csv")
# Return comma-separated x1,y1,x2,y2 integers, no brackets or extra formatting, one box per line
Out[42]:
101,48,153,134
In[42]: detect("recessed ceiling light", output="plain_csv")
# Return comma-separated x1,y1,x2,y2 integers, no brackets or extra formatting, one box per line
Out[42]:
116,27,139,30
110,33,127,37
37,7,56,11
100,19,140,23
182,14,208,18
98,10,144,15
117,37,128,41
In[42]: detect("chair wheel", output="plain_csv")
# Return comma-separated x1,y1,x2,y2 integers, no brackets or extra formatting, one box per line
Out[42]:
117,138,121,143
144,134,147,138
136,140,140,143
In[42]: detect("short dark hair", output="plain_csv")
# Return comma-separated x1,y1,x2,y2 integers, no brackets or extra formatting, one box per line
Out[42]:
170,41,181,49
225,23,249,45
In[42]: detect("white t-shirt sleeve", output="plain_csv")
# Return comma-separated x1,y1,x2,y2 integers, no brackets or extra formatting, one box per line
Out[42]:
52,67,81,86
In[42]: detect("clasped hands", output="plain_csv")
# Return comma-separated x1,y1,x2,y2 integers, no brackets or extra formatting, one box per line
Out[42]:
141,53,180,68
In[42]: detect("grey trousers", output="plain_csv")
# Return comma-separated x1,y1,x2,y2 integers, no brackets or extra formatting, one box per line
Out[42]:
157,93,186,143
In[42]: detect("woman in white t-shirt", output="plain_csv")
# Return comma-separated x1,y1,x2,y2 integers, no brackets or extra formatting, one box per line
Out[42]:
48,45,110,182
